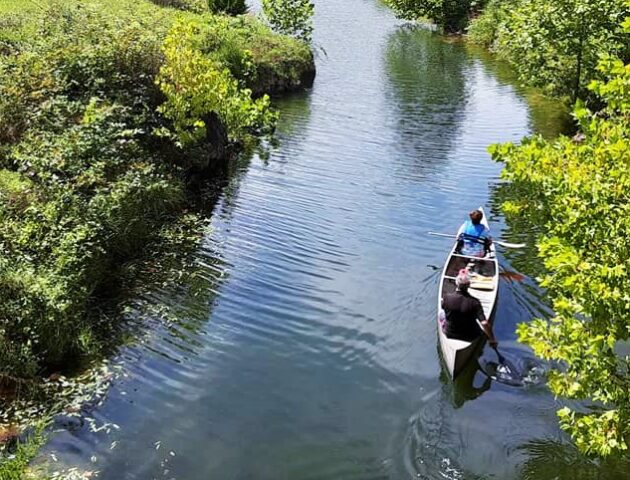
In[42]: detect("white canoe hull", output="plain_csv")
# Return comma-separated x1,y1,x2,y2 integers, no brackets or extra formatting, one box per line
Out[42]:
437,207,499,380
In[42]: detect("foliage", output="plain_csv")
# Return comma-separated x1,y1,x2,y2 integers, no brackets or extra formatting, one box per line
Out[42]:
262,0,314,43
470,0,629,102
149,0,208,12
466,0,508,47
156,19,276,145
197,14,314,95
490,15,630,456
383,0,475,32
207,0,247,15
0,423,48,480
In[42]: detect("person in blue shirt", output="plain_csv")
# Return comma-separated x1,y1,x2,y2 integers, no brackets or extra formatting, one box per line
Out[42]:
456,209,492,257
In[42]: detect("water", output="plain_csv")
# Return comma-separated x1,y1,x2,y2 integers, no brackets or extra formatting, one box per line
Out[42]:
39,1,613,479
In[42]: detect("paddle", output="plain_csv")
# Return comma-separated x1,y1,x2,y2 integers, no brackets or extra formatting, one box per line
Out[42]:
492,344,506,364
427,231,526,249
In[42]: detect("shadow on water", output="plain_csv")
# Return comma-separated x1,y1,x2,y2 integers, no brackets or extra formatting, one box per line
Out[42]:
385,25,471,181
440,353,492,408
464,42,573,139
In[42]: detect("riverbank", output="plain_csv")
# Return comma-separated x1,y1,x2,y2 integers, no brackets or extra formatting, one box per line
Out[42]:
0,0,314,469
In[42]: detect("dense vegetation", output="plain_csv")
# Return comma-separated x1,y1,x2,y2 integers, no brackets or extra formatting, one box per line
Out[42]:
0,0,313,386
0,0,314,475
469,0,630,103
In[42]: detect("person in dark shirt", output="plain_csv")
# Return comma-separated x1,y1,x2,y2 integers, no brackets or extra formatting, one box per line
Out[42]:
441,269,498,346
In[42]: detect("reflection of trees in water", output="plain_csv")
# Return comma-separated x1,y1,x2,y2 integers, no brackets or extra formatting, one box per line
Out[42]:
488,181,549,280
384,25,471,178
488,182,555,326
464,43,573,139
273,90,313,138
519,439,630,480
132,89,315,350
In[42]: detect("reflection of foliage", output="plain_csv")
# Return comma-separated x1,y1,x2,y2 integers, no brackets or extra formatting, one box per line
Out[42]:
519,439,630,480
464,44,573,138
386,26,469,106
385,26,469,171
490,14,630,456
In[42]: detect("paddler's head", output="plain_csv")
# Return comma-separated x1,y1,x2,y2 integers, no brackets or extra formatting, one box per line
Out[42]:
455,269,471,291
469,209,483,225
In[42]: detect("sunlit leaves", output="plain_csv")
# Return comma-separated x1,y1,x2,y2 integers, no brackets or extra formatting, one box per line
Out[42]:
384,0,472,32
262,0,314,43
156,20,276,146
471,0,629,102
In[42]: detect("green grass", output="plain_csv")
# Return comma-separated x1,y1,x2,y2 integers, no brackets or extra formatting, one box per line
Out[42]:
0,422,48,480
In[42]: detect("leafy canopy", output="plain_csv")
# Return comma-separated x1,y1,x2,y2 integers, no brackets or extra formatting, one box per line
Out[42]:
383,0,473,33
262,0,314,43
469,0,630,102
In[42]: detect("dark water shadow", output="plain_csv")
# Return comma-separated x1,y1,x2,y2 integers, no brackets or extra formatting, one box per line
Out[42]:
518,439,630,480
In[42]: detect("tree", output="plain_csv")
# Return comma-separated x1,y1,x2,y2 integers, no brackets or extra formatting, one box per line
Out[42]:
383,0,474,33
489,12,630,456
493,0,629,101
262,0,314,43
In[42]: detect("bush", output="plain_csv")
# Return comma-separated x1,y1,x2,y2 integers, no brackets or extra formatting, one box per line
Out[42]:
156,19,276,145
0,0,310,383
473,0,629,102
384,0,475,33
467,0,506,47
207,0,247,15
262,0,314,43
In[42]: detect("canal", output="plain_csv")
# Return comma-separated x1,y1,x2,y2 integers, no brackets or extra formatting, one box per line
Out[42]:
42,0,588,478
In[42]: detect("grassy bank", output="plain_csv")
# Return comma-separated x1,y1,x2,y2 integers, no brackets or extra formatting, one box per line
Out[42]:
0,0,313,430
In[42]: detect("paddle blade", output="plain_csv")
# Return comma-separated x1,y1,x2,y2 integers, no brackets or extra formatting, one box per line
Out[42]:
496,240,526,249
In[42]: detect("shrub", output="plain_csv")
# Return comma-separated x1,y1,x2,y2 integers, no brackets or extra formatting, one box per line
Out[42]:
262,0,314,43
207,0,247,15
384,0,474,33
0,0,311,385
490,16,630,456
156,19,275,145
467,0,506,48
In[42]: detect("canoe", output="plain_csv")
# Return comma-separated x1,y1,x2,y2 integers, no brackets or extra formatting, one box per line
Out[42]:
437,207,499,379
